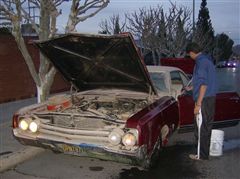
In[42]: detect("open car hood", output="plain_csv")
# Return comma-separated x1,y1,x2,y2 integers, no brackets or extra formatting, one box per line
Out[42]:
36,33,157,95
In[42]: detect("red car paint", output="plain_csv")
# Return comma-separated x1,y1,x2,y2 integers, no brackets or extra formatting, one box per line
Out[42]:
160,58,195,75
126,96,179,153
178,92,240,128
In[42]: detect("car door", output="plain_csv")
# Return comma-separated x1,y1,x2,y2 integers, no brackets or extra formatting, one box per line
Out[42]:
177,92,195,126
214,92,240,123
178,90,240,128
177,72,194,126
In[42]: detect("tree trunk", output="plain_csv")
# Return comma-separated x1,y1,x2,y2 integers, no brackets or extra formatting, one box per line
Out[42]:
65,1,78,33
37,67,57,103
37,86,44,103
156,50,162,65
34,0,56,103
152,50,157,65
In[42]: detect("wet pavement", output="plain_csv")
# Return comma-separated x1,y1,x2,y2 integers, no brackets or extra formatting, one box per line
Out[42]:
115,126,240,179
117,145,200,179
1,124,239,179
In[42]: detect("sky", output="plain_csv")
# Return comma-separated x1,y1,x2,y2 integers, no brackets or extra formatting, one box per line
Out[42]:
58,0,240,45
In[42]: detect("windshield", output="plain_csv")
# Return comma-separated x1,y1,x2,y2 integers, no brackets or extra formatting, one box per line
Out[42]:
149,72,168,92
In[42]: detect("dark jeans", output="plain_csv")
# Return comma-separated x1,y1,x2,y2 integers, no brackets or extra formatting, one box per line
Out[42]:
194,96,216,159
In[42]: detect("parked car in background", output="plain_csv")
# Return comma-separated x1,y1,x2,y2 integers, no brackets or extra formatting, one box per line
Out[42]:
160,57,195,77
216,60,240,68
12,33,240,169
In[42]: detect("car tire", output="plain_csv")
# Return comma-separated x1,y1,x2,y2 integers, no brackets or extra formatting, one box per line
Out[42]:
149,135,162,168
141,135,162,169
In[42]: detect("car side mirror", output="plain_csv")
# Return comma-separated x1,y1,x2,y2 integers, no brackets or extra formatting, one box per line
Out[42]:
181,87,193,96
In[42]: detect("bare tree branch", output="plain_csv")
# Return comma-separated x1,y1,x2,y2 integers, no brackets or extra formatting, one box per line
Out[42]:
125,3,191,62
65,0,109,33
99,14,126,34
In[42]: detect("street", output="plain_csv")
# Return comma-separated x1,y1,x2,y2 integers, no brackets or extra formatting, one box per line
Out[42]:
0,67,240,179
1,119,240,179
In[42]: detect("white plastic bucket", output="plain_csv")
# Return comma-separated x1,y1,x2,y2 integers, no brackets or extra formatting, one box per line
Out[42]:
210,129,224,156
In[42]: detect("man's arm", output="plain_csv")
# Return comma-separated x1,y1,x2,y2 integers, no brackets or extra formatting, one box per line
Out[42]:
194,85,207,115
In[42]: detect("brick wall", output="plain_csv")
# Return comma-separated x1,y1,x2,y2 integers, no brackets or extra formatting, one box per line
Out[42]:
0,34,70,103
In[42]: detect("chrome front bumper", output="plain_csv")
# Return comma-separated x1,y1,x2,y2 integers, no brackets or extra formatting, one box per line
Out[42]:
13,128,147,165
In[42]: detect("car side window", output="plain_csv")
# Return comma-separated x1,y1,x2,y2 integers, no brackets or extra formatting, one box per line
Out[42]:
179,72,189,87
149,72,168,92
170,71,183,85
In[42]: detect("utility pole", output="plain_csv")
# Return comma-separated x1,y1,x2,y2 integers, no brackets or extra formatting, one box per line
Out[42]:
193,0,195,33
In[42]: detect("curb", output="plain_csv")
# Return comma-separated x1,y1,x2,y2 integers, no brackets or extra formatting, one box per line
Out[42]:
0,147,45,173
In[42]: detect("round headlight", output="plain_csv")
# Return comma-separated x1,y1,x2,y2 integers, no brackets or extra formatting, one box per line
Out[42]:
122,133,136,147
29,120,40,133
108,132,121,145
108,128,124,145
19,119,29,131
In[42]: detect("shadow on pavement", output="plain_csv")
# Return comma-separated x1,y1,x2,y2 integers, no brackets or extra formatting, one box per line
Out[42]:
117,144,202,179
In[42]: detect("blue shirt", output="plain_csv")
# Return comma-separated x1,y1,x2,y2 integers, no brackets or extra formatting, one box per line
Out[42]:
192,53,217,101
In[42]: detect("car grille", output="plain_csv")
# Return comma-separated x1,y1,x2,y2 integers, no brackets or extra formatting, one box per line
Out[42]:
39,122,110,144
51,115,108,129
33,112,122,145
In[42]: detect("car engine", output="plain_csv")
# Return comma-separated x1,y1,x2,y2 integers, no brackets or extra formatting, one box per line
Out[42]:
33,93,150,130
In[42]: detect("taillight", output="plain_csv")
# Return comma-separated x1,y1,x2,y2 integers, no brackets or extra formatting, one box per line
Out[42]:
12,114,19,128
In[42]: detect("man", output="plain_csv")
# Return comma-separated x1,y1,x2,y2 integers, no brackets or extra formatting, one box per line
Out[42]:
186,42,217,160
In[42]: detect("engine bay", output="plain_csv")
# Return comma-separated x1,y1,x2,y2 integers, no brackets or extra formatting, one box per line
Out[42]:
34,93,150,129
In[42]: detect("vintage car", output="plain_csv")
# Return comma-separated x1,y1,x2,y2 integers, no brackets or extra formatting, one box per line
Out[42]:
147,66,240,131
12,33,240,168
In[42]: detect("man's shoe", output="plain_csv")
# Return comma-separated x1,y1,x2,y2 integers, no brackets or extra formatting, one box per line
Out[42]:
189,154,202,161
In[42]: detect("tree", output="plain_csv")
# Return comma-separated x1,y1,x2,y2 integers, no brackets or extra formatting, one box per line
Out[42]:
126,6,161,64
125,3,191,64
0,27,11,34
193,0,214,53
163,3,191,57
65,0,109,33
213,33,234,64
0,0,109,102
99,14,126,34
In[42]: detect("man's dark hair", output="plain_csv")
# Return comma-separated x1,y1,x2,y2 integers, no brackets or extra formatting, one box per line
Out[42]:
186,42,202,53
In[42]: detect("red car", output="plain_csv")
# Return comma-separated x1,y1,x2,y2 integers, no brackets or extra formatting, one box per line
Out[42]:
12,33,240,168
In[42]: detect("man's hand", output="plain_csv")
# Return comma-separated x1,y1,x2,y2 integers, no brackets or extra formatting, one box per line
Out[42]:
194,104,201,115
185,86,193,91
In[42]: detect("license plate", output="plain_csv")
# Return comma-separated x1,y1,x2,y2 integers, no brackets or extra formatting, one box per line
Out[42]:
62,144,83,154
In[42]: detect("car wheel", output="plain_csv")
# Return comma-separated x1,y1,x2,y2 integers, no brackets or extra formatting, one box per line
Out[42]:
141,135,162,169
149,135,162,168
